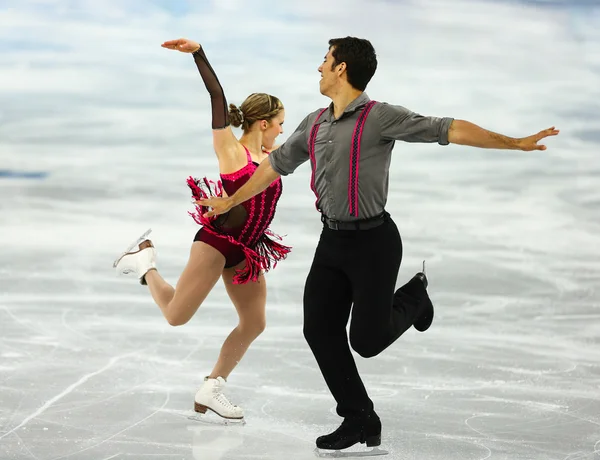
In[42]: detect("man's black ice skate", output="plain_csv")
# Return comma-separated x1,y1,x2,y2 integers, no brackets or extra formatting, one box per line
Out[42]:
395,261,434,332
414,260,428,289
316,414,382,452
412,261,434,332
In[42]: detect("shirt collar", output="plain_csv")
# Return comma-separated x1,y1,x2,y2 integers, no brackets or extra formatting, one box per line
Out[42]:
320,92,371,122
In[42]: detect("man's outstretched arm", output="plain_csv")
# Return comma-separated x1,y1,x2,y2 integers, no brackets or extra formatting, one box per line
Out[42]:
197,159,280,218
375,104,559,150
448,120,559,151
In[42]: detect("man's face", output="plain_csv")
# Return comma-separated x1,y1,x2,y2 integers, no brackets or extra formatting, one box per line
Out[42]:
318,47,338,96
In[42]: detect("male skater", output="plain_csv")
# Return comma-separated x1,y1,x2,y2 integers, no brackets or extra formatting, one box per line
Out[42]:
198,36,559,453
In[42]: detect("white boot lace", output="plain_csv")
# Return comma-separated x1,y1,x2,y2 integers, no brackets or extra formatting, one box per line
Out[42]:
213,388,237,410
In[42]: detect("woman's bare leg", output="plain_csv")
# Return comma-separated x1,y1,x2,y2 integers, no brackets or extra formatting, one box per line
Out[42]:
144,241,226,326
208,263,267,380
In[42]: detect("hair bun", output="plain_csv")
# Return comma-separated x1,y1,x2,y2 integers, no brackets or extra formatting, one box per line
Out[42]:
228,103,244,128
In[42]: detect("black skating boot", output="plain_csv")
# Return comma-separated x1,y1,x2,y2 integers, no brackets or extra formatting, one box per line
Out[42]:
316,412,381,450
396,261,434,332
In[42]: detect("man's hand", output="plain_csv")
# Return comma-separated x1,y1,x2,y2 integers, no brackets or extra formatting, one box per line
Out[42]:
516,127,560,151
195,196,234,219
161,38,200,53
448,120,560,151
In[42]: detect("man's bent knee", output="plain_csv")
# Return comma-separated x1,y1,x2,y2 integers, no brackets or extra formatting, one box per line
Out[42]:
350,334,384,358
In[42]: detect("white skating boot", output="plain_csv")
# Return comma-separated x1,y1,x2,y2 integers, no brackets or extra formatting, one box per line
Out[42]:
113,228,156,285
194,377,244,420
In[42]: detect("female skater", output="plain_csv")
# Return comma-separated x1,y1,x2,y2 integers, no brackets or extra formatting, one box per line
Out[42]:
113,37,290,420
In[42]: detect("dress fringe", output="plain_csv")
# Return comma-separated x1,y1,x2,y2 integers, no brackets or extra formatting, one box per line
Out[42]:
186,176,291,284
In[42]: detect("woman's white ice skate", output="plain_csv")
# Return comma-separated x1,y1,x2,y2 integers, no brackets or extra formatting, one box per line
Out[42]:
192,377,245,424
113,228,156,285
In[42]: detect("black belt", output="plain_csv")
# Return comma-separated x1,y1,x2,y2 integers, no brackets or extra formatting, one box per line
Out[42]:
321,212,387,231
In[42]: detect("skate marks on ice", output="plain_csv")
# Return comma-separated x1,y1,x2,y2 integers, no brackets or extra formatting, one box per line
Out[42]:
164,408,324,460
0,352,138,442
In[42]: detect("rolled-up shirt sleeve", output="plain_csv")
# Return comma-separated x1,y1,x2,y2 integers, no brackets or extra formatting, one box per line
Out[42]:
374,102,454,145
268,114,311,176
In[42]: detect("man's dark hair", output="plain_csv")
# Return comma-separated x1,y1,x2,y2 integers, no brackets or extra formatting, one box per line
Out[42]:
328,37,378,91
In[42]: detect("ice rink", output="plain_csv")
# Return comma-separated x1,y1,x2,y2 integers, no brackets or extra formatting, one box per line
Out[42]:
1,0,599,459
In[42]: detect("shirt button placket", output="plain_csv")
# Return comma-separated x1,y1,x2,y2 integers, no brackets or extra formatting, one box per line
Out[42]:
327,123,336,217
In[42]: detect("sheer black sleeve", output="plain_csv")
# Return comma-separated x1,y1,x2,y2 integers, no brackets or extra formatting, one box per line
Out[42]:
192,47,230,129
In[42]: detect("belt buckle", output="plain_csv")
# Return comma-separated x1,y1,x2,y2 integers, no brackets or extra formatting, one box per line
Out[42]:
321,214,339,230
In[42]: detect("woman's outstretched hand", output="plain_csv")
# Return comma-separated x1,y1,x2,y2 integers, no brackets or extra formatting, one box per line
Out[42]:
161,38,200,53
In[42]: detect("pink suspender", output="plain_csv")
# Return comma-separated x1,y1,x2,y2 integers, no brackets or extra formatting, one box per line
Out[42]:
308,108,329,212
348,100,377,217
307,101,378,217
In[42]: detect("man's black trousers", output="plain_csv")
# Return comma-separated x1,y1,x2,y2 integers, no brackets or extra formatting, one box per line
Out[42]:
303,213,427,418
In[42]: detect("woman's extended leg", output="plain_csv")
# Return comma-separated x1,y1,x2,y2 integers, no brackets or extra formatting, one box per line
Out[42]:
144,241,226,326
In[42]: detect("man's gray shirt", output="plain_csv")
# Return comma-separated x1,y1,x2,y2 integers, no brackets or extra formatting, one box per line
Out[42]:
269,93,454,221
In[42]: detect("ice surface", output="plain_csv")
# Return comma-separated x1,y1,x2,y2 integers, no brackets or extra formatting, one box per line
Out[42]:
1,0,599,459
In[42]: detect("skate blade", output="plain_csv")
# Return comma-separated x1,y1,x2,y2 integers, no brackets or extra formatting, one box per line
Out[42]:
187,412,246,426
112,228,152,268
314,447,389,458
160,407,246,426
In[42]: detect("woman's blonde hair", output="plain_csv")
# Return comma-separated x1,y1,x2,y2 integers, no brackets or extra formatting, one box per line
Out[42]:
228,93,284,132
